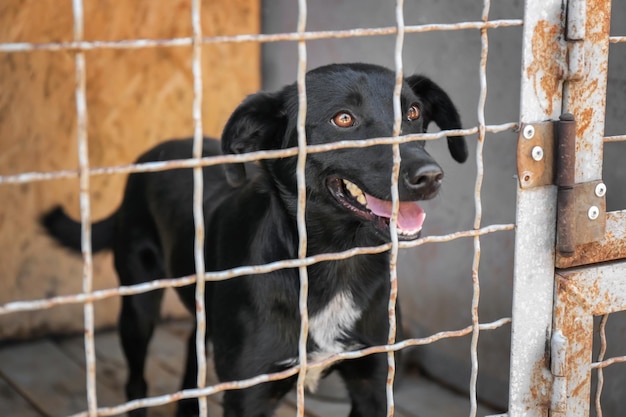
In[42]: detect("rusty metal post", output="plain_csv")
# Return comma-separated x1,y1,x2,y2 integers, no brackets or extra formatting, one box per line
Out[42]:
562,0,611,185
512,0,614,415
509,0,565,415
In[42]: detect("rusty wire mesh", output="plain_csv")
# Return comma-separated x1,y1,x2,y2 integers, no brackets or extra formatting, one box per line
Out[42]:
590,312,626,417
590,21,626,417
0,1,523,416
605,31,626,143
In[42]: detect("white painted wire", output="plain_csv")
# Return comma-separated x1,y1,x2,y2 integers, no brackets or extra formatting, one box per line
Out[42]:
294,0,310,416
595,314,608,417
592,354,626,369
0,224,514,316
71,0,97,415
64,318,512,417
0,20,524,53
469,0,490,415
190,1,209,416
0,124,515,186
387,0,406,415
604,134,626,142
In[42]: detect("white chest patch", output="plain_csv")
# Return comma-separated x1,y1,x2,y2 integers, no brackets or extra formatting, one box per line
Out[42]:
275,292,364,391
305,291,363,391
309,291,362,354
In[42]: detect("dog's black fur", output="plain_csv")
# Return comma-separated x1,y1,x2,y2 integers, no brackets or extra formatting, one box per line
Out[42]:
41,63,467,417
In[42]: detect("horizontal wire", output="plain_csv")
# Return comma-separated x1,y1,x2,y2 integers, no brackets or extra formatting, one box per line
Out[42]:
0,123,518,185
604,134,626,143
0,223,515,316
0,19,523,53
64,317,511,417
592,355,626,369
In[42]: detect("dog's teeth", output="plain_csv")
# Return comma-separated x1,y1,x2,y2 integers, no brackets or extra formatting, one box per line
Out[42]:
342,180,367,207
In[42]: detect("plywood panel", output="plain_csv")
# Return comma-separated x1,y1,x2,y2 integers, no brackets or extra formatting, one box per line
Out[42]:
0,0,260,338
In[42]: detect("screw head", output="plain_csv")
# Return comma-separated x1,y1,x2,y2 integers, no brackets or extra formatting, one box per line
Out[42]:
588,206,600,220
531,146,544,161
595,183,607,197
523,125,535,140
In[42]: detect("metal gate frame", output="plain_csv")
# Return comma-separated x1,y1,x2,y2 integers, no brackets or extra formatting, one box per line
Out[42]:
510,0,626,415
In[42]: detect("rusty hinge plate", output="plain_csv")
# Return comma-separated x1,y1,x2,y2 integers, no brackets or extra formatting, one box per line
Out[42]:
556,180,607,260
556,210,626,269
517,121,555,188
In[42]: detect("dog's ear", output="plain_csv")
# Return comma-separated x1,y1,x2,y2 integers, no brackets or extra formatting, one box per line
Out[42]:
406,75,468,163
221,91,286,186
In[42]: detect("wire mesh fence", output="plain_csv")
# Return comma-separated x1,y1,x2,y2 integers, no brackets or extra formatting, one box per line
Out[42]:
12,0,623,416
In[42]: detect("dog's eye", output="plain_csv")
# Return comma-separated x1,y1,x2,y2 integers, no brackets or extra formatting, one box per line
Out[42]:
407,104,420,121
331,111,355,128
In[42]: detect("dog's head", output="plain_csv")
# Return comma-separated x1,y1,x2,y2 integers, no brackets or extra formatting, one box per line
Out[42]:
221,63,467,242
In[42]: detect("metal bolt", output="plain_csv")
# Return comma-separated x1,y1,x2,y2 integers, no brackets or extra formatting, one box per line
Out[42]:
531,146,544,161
588,206,600,220
595,182,607,197
523,125,535,140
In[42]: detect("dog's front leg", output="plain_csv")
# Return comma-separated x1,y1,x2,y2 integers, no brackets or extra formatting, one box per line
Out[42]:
176,323,210,417
337,353,390,417
221,376,296,417
214,336,297,417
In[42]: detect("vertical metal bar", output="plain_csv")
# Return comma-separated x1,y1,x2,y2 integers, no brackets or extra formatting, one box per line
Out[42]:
595,314,608,417
295,0,309,416
469,1,490,415
509,0,564,415
191,1,208,416
72,1,97,415
387,1,405,416
565,0,586,81
562,0,611,184
553,270,594,416
555,2,611,416
549,330,567,416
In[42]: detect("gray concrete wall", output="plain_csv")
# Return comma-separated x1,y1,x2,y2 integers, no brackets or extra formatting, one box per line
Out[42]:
262,0,626,411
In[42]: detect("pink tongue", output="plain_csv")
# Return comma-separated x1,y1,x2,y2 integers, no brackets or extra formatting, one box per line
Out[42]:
365,194,425,231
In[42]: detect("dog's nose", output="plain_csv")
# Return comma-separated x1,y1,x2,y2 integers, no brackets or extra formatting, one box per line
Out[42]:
404,164,443,194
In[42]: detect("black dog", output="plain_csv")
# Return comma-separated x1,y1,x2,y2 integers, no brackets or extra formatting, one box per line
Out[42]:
42,63,467,417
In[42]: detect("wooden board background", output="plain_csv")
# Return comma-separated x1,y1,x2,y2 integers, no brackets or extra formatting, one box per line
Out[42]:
0,0,260,339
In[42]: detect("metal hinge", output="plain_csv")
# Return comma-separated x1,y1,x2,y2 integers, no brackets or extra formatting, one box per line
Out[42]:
516,113,606,260
550,330,568,416
553,114,606,258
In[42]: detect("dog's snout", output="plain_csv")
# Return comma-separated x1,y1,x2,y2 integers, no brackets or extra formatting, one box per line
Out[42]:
404,164,443,194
